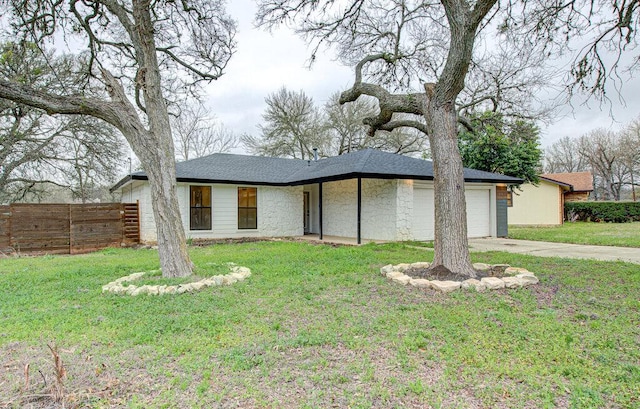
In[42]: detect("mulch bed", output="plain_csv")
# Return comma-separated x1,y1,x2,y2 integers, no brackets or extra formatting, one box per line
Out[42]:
404,265,491,282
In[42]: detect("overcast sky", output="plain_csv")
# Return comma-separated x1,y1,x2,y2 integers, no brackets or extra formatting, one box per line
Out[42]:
205,0,640,152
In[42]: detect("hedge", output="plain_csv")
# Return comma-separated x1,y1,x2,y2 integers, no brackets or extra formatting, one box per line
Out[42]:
565,201,640,223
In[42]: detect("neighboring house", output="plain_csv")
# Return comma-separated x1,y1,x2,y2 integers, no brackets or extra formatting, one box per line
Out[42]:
508,172,594,226
540,172,593,202
112,149,522,243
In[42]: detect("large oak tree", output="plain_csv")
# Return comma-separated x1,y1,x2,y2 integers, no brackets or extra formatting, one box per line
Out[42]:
0,0,236,277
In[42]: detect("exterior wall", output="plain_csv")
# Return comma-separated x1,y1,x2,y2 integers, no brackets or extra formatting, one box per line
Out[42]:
181,183,303,240
322,179,357,239
127,177,500,242
361,179,401,241
565,191,590,202
395,180,414,240
322,178,400,241
260,185,303,237
508,180,563,225
127,182,303,242
127,182,157,242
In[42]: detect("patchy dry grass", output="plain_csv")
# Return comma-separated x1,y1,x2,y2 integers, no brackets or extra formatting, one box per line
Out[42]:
0,242,639,408
509,222,640,247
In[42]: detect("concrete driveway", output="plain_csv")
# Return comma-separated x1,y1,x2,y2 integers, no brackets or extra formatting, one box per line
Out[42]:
468,238,640,264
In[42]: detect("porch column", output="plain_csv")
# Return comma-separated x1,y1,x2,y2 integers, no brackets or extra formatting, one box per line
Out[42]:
319,182,323,240
357,177,362,244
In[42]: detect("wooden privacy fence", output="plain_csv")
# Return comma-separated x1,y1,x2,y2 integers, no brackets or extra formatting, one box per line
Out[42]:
0,202,139,255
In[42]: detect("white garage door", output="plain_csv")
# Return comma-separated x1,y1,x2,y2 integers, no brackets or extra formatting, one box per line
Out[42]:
466,188,491,237
413,186,491,240
413,187,434,240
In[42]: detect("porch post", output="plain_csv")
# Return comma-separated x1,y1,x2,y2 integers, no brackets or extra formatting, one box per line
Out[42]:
319,182,323,240
357,177,362,245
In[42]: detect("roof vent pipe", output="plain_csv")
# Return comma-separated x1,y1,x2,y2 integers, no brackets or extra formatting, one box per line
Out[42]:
313,148,318,161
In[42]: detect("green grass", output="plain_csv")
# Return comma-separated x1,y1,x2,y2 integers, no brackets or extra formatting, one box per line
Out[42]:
1,241,639,408
509,221,640,247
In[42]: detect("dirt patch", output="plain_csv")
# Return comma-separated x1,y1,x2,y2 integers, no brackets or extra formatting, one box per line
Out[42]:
404,265,489,282
529,283,559,308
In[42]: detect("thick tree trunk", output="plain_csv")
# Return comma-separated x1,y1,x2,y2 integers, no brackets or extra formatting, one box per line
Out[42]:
143,150,193,278
132,0,194,278
426,101,477,278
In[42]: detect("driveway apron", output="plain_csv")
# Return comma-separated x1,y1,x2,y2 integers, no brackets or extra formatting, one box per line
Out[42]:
468,238,640,264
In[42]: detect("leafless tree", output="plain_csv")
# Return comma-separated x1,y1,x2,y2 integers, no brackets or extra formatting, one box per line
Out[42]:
325,93,425,156
544,136,588,173
0,42,124,204
619,119,640,201
243,87,331,159
579,129,624,200
173,103,238,161
257,0,640,276
57,119,125,203
0,1,236,277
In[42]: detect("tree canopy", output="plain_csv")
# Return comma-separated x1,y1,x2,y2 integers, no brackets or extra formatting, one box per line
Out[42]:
458,112,542,185
0,42,124,204
0,0,236,277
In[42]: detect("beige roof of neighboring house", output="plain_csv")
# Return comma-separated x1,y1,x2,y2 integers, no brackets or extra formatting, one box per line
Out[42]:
541,172,594,192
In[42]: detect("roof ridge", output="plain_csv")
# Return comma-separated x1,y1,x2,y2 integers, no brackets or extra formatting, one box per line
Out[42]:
354,149,374,173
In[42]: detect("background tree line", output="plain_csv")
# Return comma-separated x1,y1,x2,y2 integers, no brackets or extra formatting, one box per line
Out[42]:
242,87,427,159
0,42,125,204
545,118,640,201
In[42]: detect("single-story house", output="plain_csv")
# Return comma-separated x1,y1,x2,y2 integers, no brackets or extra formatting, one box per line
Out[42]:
112,149,522,243
508,171,594,226
540,172,593,202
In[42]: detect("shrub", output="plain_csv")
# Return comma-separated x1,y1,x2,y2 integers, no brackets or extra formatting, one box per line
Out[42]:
565,201,640,223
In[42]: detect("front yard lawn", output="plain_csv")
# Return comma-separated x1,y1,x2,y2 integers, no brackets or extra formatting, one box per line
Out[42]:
1,241,639,408
509,221,640,248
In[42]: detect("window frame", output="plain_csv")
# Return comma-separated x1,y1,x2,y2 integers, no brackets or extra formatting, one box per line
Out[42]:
237,187,258,230
189,185,212,230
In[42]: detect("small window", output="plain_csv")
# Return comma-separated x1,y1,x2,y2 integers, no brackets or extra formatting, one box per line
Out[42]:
506,191,513,207
190,186,211,230
238,187,257,229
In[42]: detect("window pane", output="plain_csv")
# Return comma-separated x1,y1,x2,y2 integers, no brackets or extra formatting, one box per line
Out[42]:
190,186,212,230
201,187,211,207
238,208,257,229
238,188,248,207
190,207,211,230
247,188,257,207
191,186,211,207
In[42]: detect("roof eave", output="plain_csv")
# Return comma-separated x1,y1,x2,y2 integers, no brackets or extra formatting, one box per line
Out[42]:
539,175,573,189
110,174,147,193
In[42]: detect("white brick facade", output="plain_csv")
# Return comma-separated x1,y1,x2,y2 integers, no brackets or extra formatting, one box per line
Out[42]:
129,178,496,243
133,182,302,243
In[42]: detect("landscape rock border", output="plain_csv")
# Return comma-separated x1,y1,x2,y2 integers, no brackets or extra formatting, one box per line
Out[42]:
381,262,538,293
102,263,251,296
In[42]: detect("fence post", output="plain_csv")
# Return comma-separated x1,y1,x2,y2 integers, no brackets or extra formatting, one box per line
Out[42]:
68,204,73,254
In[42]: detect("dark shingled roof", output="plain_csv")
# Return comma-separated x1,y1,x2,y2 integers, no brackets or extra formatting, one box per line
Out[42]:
112,149,522,191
